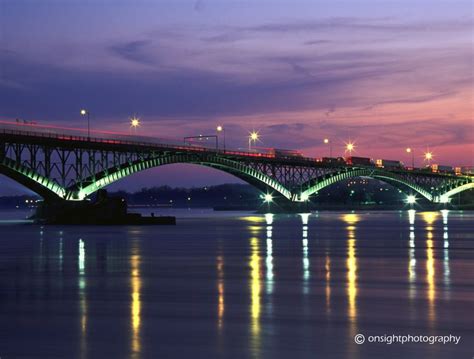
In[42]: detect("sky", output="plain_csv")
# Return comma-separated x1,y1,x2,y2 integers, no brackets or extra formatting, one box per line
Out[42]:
0,0,473,193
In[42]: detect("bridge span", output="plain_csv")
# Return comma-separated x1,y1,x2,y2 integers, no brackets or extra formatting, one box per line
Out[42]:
0,122,472,204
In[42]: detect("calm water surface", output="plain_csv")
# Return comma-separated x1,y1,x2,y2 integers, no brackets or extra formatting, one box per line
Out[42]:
0,209,472,358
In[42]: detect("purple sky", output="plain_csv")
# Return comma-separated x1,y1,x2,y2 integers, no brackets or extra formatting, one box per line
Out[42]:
0,0,472,194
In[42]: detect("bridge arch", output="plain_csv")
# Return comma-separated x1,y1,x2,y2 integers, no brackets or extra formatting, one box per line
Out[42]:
67,154,293,201
298,167,434,202
0,158,67,200
436,182,474,203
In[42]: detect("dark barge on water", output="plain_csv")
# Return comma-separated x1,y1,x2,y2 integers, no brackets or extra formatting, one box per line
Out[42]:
33,190,176,225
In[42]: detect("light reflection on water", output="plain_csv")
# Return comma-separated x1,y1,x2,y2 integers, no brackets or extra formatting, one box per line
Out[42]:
341,213,359,323
217,254,225,330
130,238,142,358
0,209,471,359
300,214,310,293
249,234,261,356
408,210,417,300
265,214,274,307
421,212,437,326
78,239,87,359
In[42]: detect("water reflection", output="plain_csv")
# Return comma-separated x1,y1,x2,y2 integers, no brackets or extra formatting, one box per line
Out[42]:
265,214,274,308
441,210,451,298
78,239,87,359
421,212,436,325
248,216,262,357
408,210,416,299
341,214,359,322
325,255,331,314
130,241,142,358
217,255,225,330
59,236,63,272
299,214,310,294
341,213,359,358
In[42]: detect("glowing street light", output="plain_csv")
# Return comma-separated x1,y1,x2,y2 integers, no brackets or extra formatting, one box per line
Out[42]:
406,147,414,168
345,141,355,156
424,150,434,164
216,125,226,152
323,138,332,157
130,117,140,128
249,130,260,151
80,109,90,139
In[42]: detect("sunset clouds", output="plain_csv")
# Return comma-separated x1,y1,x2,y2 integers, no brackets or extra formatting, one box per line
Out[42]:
0,0,472,190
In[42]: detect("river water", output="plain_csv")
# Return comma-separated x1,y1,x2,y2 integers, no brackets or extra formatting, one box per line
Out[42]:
0,209,472,358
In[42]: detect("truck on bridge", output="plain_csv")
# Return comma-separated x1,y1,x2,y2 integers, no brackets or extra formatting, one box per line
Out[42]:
375,159,403,169
345,156,373,166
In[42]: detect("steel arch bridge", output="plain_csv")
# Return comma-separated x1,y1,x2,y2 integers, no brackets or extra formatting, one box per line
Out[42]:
0,125,473,204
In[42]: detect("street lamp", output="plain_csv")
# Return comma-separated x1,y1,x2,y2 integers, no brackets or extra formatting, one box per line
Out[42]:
216,125,226,152
424,150,434,164
345,141,355,156
130,116,140,134
323,138,332,157
249,130,259,151
406,147,414,168
80,109,90,139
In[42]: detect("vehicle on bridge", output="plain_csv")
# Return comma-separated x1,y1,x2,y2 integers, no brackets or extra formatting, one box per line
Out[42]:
345,156,374,166
461,166,474,175
375,159,403,169
321,157,346,165
270,148,303,158
430,164,455,174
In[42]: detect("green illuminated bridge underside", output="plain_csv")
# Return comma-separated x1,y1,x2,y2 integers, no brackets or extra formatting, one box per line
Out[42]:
0,128,472,204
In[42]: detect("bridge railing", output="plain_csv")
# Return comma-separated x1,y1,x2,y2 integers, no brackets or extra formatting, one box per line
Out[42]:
0,121,281,159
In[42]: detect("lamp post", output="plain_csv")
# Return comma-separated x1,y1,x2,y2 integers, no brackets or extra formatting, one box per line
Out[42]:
249,131,259,151
216,125,226,152
345,141,355,156
323,138,332,157
130,116,140,134
406,147,414,168
424,150,433,165
80,109,90,139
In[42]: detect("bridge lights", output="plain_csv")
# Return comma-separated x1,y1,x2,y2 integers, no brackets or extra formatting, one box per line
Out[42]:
424,151,434,164
216,125,226,151
439,195,450,204
300,193,309,202
345,141,355,155
263,193,273,203
406,195,417,205
323,138,332,157
130,116,140,133
406,147,415,168
80,109,90,139
249,131,260,151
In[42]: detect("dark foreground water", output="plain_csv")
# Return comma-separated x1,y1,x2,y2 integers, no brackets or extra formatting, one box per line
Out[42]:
0,209,472,358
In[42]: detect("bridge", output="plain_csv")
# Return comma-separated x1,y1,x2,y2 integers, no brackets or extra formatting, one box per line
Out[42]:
0,122,473,205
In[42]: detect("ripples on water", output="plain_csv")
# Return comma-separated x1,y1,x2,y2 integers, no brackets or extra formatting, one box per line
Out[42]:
0,209,472,358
